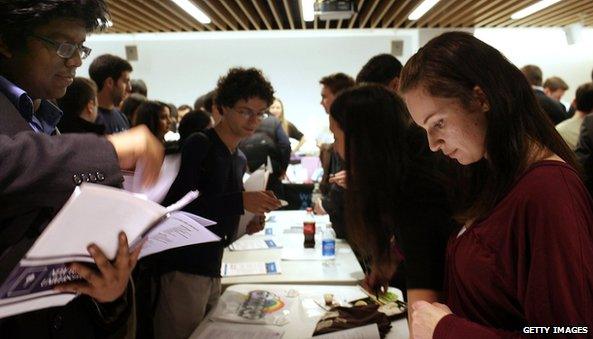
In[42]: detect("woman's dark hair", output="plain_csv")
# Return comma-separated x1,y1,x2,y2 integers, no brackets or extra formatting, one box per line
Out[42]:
0,0,109,52
329,84,412,260
356,54,403,85
57,77,97,118
575,83,593,113
399,31,578,223
178,109,212,144
120,93,146,123
194,90,216,112
166,102,178,120
133,100,167,138
215,67,274,113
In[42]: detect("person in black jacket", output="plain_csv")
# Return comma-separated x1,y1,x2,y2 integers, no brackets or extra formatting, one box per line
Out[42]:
575,113,593,196
57,77,105,134
148,68,282,339
521,65,567,124
239,114,291,199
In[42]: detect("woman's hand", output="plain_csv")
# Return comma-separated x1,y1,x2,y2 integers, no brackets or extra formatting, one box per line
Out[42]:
411,301,452,339
329,170,347,188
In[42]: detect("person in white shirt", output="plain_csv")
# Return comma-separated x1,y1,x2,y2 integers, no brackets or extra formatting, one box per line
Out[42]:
556,83,593,150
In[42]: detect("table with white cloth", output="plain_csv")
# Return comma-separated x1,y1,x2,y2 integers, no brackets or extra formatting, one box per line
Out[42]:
221,210,365,286
190,284,409,339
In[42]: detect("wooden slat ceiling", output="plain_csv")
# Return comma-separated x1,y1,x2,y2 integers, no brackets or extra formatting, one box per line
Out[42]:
104,0,593,33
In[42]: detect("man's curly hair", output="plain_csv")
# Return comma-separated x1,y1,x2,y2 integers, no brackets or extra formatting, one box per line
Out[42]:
215,67,275,113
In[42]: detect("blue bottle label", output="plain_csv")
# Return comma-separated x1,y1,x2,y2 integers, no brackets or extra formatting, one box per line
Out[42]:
322,239,335,256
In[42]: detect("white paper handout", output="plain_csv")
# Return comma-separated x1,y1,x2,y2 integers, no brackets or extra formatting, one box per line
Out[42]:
122,153,181,203
235,162,271,240
228,238,282,251
0,183,219,319
221,261,281,277
140,211,219,258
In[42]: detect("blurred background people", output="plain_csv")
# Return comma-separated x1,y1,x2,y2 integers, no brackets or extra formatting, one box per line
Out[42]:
57,77,105,134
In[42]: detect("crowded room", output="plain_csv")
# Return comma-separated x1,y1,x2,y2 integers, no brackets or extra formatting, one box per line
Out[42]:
1,0,592,338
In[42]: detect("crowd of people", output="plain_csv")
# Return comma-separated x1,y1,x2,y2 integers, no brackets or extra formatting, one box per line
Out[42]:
0,1,592,339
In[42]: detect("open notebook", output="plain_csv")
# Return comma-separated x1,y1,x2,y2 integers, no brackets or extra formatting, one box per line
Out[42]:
0,183,219,319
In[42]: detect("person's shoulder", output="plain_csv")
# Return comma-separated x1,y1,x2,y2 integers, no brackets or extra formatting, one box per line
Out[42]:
512,161,583,201
265,116,281,127
583,114,593,128
184,130,210,145
556,118,570,129
98,107,111,114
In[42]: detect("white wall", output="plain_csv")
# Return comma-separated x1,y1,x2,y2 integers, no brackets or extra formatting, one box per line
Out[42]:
84,29,417,143
474,28,593,107
83,27,593,143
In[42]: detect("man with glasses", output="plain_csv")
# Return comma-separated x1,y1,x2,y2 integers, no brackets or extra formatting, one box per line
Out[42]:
147,67,283,339
0,1,164,337
89,54,133,133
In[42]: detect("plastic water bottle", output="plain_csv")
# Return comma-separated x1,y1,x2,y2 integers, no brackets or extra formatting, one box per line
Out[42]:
311,182,322,207
322,224,336,258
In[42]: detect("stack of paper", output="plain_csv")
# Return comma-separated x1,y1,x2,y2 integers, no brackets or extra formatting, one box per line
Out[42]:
122,153,181,203
0,183,219,319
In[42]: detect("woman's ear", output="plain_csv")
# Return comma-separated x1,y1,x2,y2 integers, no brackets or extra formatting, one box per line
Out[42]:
473,86,490,112
389,77,400,93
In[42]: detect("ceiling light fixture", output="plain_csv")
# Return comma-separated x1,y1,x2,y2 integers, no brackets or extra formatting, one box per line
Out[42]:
301,0,315,22
511,0,562,20
171,0,211,24
408,0,440,21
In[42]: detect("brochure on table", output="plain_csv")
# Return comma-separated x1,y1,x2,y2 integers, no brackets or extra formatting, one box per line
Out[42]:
229,238,282,251
221,261,281,277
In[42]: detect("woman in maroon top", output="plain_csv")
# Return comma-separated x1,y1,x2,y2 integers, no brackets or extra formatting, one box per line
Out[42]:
400,31,593,338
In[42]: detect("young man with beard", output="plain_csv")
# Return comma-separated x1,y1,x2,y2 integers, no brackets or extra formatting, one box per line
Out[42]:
89,53,132,133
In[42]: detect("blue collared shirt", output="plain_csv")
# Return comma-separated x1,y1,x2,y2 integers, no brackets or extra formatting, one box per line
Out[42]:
0,75,63,135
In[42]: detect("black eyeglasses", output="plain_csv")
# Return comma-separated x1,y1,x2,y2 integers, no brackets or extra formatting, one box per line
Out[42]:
30,34,92,60
229,107,269,121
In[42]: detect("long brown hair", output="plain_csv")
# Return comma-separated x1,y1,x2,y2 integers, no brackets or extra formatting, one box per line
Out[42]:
400,31,579,223
272,98,289,134
329,85,416,259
